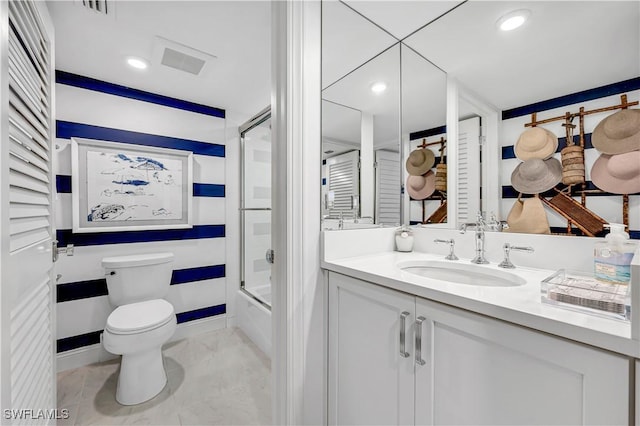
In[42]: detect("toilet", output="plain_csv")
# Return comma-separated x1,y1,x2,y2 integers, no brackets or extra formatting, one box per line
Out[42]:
101,252,176,405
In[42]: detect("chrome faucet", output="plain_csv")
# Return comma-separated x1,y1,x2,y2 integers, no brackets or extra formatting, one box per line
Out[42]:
338,211,344,230
459,212,489,264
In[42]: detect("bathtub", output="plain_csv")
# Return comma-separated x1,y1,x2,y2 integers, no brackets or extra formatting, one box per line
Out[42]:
237,287,271,358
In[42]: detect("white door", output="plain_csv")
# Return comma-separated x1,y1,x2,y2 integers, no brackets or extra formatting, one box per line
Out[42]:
1,0,56,420
328,272,415,426
415,297,629,425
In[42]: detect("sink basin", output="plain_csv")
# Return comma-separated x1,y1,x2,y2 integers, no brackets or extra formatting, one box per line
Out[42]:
397,260,526,287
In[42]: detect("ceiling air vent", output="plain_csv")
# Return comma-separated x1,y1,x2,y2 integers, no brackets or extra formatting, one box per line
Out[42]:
153,36,217,77
78,0,111,16
161,48,206,76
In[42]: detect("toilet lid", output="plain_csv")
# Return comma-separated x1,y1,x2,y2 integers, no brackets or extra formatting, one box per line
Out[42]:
106,299,175,335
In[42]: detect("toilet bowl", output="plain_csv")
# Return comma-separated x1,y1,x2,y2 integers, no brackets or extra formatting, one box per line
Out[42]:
101,253,176,405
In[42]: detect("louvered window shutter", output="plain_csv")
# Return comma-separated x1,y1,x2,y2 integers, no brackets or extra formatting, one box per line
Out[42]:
8,0,52,253
457,116,481,223
375,150,400,225
327,150,359,217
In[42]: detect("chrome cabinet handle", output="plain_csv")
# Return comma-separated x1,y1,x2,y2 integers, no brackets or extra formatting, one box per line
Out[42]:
415,316,427,366
399,311,410,358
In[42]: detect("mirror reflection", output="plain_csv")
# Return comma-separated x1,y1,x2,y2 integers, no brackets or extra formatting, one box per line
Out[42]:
321,40,401,229
400,44,448,226
403,0,639,236
321,0,639,236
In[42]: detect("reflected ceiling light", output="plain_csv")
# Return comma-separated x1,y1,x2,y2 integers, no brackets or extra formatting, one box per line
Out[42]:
370,81,387,94
496,9,530,31
127,57,148,70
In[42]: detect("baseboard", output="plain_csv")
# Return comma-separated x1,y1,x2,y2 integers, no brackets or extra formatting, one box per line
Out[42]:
56,315,227,372
171,314,226,341
56,342,117,373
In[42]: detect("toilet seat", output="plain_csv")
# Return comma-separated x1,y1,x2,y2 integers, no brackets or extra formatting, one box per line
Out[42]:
106,299,174,335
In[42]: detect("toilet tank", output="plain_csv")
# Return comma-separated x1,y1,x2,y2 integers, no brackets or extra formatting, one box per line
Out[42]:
102,252,174,306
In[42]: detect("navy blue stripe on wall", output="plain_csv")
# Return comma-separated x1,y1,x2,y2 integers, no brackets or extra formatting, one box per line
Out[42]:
502,134,593,160
57,264,226,303
55,175,224,198
56,303,226,353
57,279,108,303
501,182,640,199
57,330,102,353
502,77,640,120
57,121,225,157
171,265,226,285
56,70,225,119
410,125,447,141
548,227,640,240
56,224,224,247
176,304,226,324
193,183,225,197
56,175,72,193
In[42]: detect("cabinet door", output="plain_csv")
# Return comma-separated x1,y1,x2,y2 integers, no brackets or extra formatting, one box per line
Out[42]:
415,298,630,426
328,272,415,425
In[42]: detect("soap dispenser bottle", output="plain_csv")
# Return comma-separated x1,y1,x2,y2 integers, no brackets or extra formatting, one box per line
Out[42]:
594,223,636,284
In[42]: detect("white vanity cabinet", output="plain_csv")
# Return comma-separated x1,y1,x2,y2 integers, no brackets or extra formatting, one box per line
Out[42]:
328,272,415,425
328,272,631,425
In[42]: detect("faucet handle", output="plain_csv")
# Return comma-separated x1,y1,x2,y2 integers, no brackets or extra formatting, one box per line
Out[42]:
434,238,458,261
498,243,534,269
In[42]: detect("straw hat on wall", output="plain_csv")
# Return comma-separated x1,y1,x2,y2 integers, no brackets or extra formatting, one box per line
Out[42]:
514,127,558,161
510,157,562,194
405,149,435,176
592,109,640,155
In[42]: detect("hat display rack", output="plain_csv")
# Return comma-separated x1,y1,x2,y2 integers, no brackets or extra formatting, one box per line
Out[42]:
411,137,447,224
517,94,638,236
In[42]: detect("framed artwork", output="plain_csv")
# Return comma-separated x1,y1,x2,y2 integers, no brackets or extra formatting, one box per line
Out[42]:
71,137,193,233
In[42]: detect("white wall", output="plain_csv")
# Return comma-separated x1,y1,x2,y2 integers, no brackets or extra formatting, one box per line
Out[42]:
54,76,232,370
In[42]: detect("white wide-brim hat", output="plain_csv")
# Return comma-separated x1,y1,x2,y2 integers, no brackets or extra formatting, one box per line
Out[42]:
591,151,640,194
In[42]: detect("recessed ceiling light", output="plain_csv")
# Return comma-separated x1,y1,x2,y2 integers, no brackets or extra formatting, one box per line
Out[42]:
127,57,148,70
496,9,530,32
370,82,387,94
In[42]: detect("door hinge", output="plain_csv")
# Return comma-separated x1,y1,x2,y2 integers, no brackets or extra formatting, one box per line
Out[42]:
52,240,74,263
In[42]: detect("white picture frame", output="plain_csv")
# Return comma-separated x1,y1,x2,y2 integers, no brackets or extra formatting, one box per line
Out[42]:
71,137,193,233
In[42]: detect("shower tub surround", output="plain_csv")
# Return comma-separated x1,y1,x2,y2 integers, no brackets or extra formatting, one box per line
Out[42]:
322,227,640,424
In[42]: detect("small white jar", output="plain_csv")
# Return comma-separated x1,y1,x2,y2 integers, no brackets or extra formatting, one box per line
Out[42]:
395,226,414,252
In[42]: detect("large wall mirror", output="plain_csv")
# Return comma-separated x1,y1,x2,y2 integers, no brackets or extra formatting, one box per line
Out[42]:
322,1,639,237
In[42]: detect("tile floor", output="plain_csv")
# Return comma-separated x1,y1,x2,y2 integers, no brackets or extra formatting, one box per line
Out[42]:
57,327,271,425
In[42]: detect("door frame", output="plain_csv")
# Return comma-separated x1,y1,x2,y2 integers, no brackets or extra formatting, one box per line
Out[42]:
271,1,323,424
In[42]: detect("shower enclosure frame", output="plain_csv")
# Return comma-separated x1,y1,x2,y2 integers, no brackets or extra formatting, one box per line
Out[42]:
239,106,272,311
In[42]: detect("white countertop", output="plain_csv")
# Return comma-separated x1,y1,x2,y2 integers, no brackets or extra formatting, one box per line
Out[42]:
322,250,640,358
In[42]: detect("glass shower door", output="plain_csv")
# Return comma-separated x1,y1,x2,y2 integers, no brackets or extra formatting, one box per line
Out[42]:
240,108,272,308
